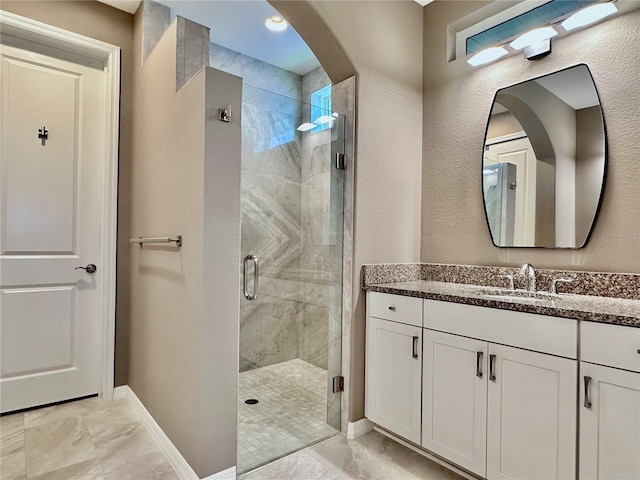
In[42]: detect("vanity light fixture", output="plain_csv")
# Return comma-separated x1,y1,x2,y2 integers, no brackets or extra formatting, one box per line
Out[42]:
561,2,618,31
466,1,618,68
265,15,287,32
467,46,509,67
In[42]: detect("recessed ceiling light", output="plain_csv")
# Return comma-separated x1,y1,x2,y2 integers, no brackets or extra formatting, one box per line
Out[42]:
561,2,617,31
467,46,509,67
265,15,287,32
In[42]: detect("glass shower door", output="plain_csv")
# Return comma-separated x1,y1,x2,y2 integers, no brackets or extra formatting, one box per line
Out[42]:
237,85,344,473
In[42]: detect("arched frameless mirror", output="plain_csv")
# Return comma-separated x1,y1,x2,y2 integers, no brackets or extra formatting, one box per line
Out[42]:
482,64,607,248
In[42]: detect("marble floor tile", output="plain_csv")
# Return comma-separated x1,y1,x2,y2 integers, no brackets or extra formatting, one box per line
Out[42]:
77,397,140,444
310,431,464,480
1,413,26,480
240,431,465,480
93,422,179,480
24,417,98,477
241,450,341,480
28,458,105,480
23,402,83,429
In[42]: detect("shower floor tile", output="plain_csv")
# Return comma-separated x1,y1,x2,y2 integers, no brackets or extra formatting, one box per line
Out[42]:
237,359,339,474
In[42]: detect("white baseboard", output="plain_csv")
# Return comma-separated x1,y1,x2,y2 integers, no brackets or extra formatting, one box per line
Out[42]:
115,385,237,480
347,417,374,439
113,385,127,400
201,466,237,480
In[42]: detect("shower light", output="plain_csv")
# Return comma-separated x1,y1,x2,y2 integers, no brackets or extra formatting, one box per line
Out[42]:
265,15,287,32
561,2,617,31
467,46,509,67
297,123,315,132
510,27,557,51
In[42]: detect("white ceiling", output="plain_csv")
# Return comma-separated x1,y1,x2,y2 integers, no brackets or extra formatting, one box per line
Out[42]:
99,0,320,75
535,67,600,110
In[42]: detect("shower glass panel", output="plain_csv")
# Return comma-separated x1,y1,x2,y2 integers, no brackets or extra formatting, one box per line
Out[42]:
238,84,344,474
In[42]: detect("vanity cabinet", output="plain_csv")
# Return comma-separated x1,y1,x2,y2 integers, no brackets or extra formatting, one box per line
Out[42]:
365,293,423,444
367,292,579,480
422,330,488,474
485,343,577,480
579,322,640,480
422,330,576,479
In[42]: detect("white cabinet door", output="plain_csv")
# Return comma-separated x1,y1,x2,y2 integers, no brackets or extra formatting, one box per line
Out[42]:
422,330,487,477
487,344,577,480
366,316,422,444
580,362,640,480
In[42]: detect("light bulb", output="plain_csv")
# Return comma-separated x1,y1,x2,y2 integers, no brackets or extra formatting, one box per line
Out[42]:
510,26,557,51
467,46,509,67
561,2,617,31
265,15,287,32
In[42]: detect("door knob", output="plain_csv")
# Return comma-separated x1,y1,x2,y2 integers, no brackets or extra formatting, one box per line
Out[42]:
76,264,97,273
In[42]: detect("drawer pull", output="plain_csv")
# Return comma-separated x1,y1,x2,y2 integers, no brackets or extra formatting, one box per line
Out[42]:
476,351,484,378
412,336,419,359
584,376,592,408
489,354,497,381
388,306,396,311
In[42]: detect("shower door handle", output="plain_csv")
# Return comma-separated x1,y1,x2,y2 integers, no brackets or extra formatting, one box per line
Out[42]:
243,254,259,300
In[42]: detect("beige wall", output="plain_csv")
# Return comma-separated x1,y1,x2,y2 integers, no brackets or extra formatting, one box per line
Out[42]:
487,111,523,139
274,0,424,422
422,1,640,273
0,0,134,386
128,13,241,477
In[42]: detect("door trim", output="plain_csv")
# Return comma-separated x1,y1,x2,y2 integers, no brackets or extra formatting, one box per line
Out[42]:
1,12,120,401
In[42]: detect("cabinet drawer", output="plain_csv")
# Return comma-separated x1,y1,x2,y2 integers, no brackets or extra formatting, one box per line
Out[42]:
581,322,640,373
424,299,577,359
368,292,422,327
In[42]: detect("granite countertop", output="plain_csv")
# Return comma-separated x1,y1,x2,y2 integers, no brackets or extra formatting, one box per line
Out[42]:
364,280,640,328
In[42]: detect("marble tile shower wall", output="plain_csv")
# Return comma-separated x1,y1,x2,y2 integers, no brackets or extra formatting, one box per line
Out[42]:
209,44,336,372
299,68,337,370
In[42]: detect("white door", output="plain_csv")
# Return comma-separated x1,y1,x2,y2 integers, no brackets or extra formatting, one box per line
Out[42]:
422,330,487,477
365,316,422,444
486,344,577,480
485,136,537,245
580,362,640,480
1,41,106,413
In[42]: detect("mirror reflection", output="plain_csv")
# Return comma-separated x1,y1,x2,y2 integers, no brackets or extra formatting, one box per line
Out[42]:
483,64,606,248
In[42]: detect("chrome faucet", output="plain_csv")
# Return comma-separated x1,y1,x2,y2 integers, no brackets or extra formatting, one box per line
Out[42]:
519,263,536,293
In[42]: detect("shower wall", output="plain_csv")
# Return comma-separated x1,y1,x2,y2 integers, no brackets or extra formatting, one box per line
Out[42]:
209,44,334,372
299,67,335,370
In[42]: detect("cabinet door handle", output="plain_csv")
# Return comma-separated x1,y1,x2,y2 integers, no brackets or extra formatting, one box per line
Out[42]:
584,376,592,408
476,351,484,378
388,306,396,311
489,354,497,381
412,336,419,359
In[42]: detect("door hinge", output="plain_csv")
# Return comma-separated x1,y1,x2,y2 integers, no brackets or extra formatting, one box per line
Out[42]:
332,375,344,393
335,153,346,170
